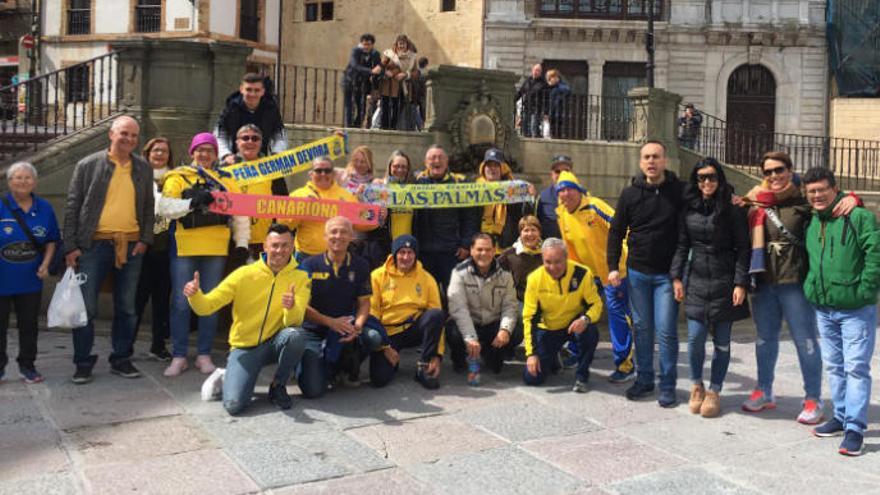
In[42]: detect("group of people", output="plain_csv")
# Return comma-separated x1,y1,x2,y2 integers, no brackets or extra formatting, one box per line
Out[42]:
1,72,878,458
342,33,428,131
515,63,573,139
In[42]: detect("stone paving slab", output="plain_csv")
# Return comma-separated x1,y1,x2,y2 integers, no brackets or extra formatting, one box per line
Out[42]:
457,399,601,442
404,445,585,495
521,429,686,485
224,430,392,489
66,415,214,466
607,465,759,495
82,448,260,495
347,414,508,465
270,468,432,495
0,472,80,495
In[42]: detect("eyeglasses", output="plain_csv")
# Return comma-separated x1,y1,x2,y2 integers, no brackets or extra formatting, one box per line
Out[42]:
150,148,168,154
313,168,334,175
763,166,788,177
696,173,718,183
237,135,261,142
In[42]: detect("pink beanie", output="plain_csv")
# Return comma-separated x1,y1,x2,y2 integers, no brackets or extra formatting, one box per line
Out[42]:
189,132,218,155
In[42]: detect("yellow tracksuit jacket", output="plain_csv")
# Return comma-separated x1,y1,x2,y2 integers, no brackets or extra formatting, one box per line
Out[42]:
522,259,604,356
370,256,444,353
556,194,628,283
188,256,311,349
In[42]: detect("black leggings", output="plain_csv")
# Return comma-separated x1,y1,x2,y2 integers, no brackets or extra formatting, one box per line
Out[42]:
0,290,41,370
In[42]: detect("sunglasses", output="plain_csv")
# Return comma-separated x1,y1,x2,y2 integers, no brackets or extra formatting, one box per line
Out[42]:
696,173,718,183
313,168,334,175
237,135,261,142
762,165,788,177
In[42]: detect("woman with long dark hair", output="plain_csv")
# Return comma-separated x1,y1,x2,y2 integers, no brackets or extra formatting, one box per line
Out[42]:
671,158,750,418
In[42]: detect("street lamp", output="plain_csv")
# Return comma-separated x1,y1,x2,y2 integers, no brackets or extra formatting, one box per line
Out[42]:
646,0,655,88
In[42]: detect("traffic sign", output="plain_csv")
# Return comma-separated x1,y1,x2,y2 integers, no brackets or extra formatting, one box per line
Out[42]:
20,35,35,50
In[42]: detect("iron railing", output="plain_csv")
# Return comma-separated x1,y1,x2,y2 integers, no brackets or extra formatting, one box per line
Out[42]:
135,2,162,33
680,105,880,190
278,64,345,126
517,93,636,141
0,50,124,163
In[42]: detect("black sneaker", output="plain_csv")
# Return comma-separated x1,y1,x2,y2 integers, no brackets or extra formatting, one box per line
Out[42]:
148,348,172,362
839,430,864,456
268,381,292,410
72,367,93,384
110,360,142,379
625,381,655,401
813,418,845,438
414,365,440,390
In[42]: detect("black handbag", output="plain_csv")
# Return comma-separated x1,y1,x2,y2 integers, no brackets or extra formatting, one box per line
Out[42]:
178,176,229,230
2,197,65,276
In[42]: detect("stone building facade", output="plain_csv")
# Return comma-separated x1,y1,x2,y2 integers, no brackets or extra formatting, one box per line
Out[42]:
40,0,280,72
484,0,829,137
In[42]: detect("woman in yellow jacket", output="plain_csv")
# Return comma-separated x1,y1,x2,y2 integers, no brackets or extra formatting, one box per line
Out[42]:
161,133,250,377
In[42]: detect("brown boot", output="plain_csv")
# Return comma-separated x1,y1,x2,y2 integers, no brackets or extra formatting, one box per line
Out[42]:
701,390,721,418
688,383,705,414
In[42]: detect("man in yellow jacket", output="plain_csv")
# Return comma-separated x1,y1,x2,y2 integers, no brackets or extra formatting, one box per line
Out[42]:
556,170,635,383
523,238,604,392
369,234,446,389
185,224,312,415
287,156,374,261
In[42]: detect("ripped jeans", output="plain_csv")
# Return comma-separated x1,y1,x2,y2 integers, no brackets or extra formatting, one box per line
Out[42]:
751,282,822,400
687,319,732,392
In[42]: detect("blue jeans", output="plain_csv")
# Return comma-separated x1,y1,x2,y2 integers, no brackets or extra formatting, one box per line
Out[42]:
627,268,679,392
751,283,822,399
72,241,144,367
815,305,877,434
523,324,599,385
169,255,226,358
687,319,732,392
223,327,308,415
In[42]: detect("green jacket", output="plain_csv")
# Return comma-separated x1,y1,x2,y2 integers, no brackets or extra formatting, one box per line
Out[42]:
804,193,880,309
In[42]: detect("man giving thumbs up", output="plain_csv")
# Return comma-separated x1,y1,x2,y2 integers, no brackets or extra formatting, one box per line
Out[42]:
186,223,312,415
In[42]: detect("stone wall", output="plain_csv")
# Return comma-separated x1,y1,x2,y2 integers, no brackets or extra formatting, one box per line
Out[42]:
830,98,880,141
280,0,485,70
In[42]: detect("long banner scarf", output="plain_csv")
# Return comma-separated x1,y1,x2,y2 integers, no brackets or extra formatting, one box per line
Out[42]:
208,192,380,226
225,134,348,187
743,181,800,274
360,180,533,209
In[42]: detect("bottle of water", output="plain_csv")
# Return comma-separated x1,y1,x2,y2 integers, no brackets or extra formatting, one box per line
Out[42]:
467,356,481,387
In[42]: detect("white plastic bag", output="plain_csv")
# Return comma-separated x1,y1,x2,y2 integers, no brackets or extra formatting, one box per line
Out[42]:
47,267,88,328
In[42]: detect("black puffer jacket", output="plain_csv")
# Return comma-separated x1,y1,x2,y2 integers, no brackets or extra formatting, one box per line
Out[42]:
412,171,480,253
216,90,284,157
670,166,750,323
607,170,686,274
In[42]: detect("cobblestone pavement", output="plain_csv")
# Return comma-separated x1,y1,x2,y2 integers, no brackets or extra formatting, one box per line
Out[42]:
3,321,880,495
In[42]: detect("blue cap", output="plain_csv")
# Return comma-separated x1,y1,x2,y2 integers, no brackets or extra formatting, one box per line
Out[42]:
391,234,419,258
483,148,504,164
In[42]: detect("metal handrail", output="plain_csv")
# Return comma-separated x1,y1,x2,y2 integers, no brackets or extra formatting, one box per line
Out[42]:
0,50,125,163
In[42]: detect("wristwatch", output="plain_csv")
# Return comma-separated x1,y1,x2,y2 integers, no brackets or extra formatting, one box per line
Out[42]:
579,315,591,325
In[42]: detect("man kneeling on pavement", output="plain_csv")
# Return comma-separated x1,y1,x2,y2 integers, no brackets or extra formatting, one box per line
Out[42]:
523,238,603,392
300,216,388,391
369,235,446,389
186,223,312,415
447,233,522,385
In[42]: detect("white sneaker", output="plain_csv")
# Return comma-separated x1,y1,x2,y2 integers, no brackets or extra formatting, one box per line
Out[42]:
200,368,225,401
